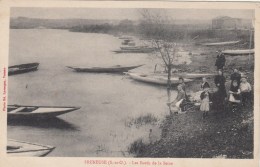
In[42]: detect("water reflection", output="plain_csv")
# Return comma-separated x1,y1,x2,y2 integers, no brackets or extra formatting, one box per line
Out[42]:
8,117,79,131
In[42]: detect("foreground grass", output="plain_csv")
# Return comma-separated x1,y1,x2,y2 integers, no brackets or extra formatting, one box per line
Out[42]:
132,105,253,158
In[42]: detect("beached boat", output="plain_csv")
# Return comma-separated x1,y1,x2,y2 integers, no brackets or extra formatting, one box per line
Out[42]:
222,49,254,55
8,63,39,76
127,72,193,86
7,105,80,119
201,40,240,46
7,139,55,157
67,64,143,73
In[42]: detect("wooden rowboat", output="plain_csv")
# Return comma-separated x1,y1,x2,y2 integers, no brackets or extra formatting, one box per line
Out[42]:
222,49,254,55
7,105,80,119
7,139,55,157
8,63,39,76
127,72,193,86
201,40,240,46
67,64,144,73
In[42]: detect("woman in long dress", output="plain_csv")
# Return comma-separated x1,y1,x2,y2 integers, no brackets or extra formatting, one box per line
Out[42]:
213,70,227,112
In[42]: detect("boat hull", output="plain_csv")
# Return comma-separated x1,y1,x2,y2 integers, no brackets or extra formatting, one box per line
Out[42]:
127,73,193,86
67,65,143,73
8,63,39,76
113,49,155,53
222,49,254,55
201,40,240,46
7,105,80,119
7,139,55,157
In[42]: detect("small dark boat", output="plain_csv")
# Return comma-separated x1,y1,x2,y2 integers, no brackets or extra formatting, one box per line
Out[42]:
8,63,39,76
113,48,155,54
120,46,155,50
7,139,55,157
7,105,80,119
67,64,144,73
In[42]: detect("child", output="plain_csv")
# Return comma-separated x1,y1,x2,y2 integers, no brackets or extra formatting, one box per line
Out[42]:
201,77,210,90
200,88,210,119
240,77,252,106
229,80,241,112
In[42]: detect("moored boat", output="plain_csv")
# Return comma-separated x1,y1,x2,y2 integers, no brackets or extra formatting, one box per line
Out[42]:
201,40,240,46
121,39,132,45
113,48,155,54
126,72,193,86
7,139,55,157
222,49,254,55
67,64,144,73
7,105,80,119
8,63,39,76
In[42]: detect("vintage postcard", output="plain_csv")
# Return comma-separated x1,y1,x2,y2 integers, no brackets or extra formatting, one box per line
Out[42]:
0,1,259,167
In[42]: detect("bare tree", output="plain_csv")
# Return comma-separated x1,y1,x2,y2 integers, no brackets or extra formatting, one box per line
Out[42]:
139,9,179,114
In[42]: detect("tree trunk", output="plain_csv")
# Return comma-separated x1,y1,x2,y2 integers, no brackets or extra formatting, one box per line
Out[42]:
167,65,172,115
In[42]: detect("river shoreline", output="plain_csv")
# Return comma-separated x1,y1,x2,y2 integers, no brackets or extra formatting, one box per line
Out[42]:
132,52,254,158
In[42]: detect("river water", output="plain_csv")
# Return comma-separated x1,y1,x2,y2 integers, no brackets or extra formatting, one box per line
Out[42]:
7,29,184,157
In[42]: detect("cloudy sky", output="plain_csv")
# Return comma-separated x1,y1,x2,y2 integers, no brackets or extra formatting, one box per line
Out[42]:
11,8,254,20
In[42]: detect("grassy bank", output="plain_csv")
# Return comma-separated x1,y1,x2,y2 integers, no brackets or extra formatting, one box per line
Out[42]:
131,52,254,159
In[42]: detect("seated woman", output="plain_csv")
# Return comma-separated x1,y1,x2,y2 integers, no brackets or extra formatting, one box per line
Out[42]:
229,80,241,112
169,84,186,114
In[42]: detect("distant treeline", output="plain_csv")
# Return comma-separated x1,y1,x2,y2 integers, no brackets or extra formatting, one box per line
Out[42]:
10,17,254,47
70,23,137,34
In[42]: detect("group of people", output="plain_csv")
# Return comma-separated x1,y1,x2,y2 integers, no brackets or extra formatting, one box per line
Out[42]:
169,52,253,119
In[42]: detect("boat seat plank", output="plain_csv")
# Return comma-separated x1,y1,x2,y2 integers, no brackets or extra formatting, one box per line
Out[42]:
9,107,26,113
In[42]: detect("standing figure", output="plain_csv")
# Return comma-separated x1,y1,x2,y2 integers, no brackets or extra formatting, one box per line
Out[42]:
215,53,226,70
230,68,241,87
228,80,241,112
200,88,211,119
213,70,227,112
178,77,186,92
240,77,252,106
178,77,189,101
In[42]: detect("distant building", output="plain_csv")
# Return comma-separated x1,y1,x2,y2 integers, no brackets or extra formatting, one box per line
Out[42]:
212,16,252,30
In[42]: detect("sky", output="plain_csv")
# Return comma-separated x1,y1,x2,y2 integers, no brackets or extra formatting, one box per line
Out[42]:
11,8,254,20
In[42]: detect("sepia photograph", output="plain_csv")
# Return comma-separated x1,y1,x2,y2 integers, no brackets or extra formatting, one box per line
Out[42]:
4,4,256,161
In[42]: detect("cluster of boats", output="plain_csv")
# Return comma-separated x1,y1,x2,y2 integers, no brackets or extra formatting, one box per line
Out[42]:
114,37,157,54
